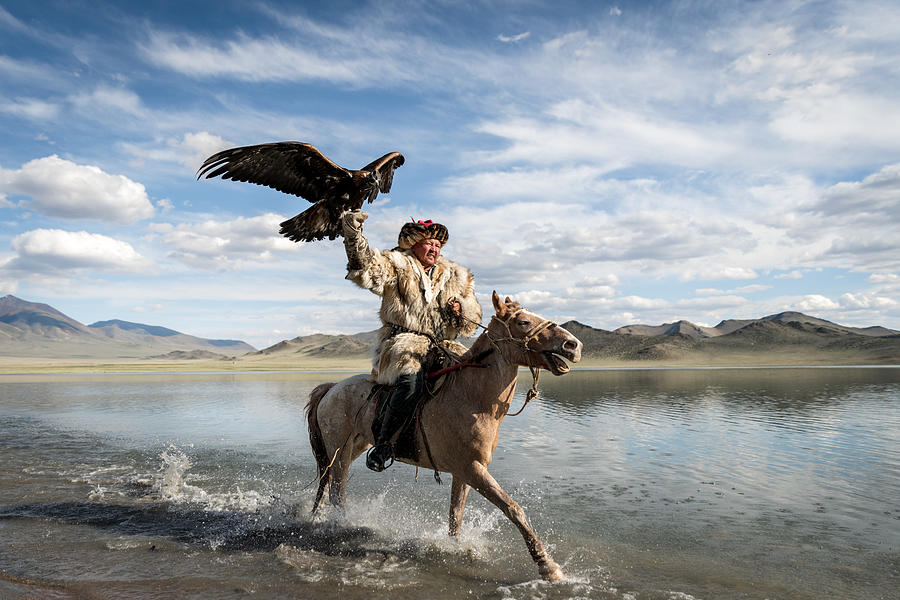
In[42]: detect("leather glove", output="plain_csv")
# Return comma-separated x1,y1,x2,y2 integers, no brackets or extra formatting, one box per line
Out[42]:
342,210,371,270
341,210,369,235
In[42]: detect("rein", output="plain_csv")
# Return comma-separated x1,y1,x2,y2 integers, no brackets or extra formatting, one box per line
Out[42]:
426,348,494,379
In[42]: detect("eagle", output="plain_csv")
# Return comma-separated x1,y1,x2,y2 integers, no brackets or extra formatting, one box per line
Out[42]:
197,142,404,242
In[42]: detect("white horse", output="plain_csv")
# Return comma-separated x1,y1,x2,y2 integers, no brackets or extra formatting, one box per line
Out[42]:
305,292,582,581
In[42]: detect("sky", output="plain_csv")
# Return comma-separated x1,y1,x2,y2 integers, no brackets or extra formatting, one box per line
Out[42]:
1,0,899,350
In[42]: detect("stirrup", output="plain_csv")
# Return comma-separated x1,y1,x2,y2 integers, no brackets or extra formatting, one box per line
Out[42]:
365,444,394,472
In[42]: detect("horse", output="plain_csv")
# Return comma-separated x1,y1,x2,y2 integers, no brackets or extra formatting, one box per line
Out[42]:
305,291,583,582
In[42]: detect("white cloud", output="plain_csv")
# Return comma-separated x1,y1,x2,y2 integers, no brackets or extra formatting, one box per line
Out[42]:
0,55,60,88
0,155,154,224
474,99,739,170
441,165,627,202
149,213,299,269
839,292,897,310
156,198,174,213
122,131,233,171
681,267,759,282
141,31,392,85
732,284,770,294
729,25,861,83
6,229,152,273
713,17,900,162
0,275,17,294
69,86,146,119
696,284,770,296
0,98,60,120
178,131,233,168
695,288,722,296
796,294,839,311
817,162,900,221
576,274,621,289
616,295,669,310
567,284,616,298
679,294,748,307
775,270,804,280
770,92,900,150
869,273,898,283
498,32,530,43
825,235,900,272
0,5,26,30
131,303,165,313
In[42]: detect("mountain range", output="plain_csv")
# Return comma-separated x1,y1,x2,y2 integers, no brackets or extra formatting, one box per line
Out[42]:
612,312,897,339
252,310,898,366
0,295,255,359
1,294,898,365
561,317,899,364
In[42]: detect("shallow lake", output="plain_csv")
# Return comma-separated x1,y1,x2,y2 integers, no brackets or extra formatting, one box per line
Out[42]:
1,367,898,599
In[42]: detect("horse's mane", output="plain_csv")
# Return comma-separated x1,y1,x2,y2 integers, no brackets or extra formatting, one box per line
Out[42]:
458,338,485,363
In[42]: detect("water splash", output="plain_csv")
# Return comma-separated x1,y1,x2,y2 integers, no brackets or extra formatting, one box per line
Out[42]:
336,482,505,555
148,445,269,512
152,446,196,500
275,543,419,589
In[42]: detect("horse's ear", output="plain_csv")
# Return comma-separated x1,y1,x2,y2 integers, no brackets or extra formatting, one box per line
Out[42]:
504,296,512,304
492,290,507,318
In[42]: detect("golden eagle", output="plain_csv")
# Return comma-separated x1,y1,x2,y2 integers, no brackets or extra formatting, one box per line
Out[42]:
198,142,404,242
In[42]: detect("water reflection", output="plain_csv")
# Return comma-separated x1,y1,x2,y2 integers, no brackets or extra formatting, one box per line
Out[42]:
539,367,900,415
503,368,900,551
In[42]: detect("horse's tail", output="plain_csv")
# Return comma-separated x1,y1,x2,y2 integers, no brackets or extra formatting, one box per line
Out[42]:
306,382,336,514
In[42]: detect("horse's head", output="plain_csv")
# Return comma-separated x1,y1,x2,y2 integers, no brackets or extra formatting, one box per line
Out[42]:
489,291,582,375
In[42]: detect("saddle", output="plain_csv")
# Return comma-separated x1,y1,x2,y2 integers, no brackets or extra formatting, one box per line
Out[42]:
368,347,449,464
366,344,494,479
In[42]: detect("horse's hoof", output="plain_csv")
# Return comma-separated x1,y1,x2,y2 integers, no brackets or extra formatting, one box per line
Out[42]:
540,562,565,582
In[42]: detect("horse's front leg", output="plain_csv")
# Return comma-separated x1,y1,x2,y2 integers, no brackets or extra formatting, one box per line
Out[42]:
449,475,470,537
464,461,564,582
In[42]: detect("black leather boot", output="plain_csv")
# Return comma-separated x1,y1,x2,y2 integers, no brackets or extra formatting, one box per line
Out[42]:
367,371,424,472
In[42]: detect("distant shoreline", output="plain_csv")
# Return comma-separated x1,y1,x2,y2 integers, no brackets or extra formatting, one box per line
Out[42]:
1,353,896,375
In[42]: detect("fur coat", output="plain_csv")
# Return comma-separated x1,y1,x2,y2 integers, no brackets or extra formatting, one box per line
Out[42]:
343,222,482,385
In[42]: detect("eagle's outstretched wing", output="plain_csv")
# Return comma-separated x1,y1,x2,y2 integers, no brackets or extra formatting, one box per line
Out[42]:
361,152,405,195
198,142,404,242
197,142,351,203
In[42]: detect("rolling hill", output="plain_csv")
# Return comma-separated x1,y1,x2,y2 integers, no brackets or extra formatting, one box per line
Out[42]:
250,330,379,358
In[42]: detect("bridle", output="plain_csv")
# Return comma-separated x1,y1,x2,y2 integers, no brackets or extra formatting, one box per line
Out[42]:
489,309,557,350
482,308,560,416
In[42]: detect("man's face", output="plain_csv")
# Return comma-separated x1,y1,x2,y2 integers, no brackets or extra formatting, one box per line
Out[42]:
412,238,442,268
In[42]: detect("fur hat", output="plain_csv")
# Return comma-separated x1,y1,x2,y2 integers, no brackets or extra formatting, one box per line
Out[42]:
397,219,449,250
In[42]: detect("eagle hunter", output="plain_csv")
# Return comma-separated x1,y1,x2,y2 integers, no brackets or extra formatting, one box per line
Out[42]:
198,142,405,242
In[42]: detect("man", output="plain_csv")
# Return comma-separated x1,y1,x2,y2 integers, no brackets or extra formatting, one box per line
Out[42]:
342,210,482,472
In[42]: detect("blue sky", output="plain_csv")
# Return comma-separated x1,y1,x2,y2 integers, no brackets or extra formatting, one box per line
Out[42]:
1,0,898,349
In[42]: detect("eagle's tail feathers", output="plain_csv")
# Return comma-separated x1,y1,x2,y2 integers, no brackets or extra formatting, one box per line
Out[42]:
279,202,342,243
